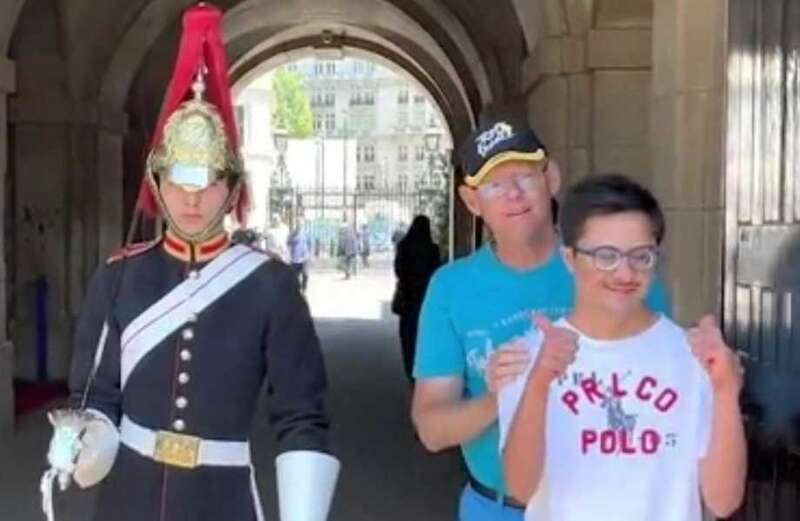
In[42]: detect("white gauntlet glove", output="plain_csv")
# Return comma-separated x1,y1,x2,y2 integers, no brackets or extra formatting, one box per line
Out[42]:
276,451,340,521
41,409,119,521
71,409,119,488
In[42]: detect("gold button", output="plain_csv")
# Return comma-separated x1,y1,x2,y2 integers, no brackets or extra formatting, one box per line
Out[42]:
172,419,186,431
180,350,192,362
182,329,194,341
175,397,188,409
178,373,190,385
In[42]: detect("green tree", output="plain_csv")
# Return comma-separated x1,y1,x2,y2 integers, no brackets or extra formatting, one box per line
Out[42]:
272,68,313,138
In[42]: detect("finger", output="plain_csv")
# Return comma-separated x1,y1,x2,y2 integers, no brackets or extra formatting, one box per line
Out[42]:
533,314,555,335
496,346,532,357
489,375,515,392
697,316,724,341
691,347,717,371
499,339,529,351
494,348,532,362
542,351,575,369
686,328,713,350
493,362,532,378
489,348,520,370
689,338,712,357
544,336,578,355
494,376,516,389
548,336,579,354
686,335,707,354
550,350,577,367
491,355,531,374
490,360,530,376
736,359,746,375
692,351,714,370
698,314,717,330
550,328,579,342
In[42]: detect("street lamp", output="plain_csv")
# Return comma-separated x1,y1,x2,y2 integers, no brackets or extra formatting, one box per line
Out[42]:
272,124,289,185
424,123,441,154
424,122,444,189
271,124,290,224
422,122,450,249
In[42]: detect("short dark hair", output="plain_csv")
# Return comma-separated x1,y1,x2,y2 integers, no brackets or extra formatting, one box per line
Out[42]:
559,174,665,247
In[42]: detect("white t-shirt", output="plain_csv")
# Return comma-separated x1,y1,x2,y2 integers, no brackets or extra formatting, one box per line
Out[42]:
498,316,713,521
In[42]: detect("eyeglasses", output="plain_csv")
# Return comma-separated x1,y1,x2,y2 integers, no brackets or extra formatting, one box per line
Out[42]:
573,245,659,272
476,162,548,200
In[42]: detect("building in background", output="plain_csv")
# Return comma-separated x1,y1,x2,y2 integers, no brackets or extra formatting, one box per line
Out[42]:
235,57,452,257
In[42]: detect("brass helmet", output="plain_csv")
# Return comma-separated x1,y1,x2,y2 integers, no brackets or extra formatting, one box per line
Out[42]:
136,3,250,242
146,68,244,194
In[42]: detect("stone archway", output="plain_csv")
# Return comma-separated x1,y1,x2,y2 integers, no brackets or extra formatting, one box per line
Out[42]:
232,45,459,260
0,0,731,460
0,0,521,401
102,0,508,264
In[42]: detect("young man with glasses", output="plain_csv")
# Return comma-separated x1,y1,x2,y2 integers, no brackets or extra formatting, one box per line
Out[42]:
498,174,746,521
411,120,669,521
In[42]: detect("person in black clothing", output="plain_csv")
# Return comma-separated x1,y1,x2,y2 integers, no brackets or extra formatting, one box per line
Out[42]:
393,215,442,383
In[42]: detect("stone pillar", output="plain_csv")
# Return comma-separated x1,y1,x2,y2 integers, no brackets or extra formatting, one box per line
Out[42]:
10,91,127,384
97,106,128,261
0,56,15,436
650,0,726,324
10,92,74,384
521,3,572,182
522,0,654,188
520,0,725,323
589,27,652,187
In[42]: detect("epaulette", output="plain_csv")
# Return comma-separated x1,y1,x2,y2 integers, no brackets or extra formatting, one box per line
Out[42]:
239,243,285,264
262,248,285,263
106,239,161,264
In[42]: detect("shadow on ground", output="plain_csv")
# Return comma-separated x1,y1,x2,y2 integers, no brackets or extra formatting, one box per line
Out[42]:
0,309,465,520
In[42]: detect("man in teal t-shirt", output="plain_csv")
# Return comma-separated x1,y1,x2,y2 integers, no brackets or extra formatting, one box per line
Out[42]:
410,119,669,521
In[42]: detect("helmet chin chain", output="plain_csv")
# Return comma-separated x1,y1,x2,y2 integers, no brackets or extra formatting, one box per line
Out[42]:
152,175,242,246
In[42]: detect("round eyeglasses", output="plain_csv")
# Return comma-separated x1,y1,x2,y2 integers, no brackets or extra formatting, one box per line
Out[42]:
475,161,549,200
573,245,659,272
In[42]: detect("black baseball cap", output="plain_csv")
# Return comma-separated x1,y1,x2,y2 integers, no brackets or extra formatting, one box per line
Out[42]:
458,120,547,187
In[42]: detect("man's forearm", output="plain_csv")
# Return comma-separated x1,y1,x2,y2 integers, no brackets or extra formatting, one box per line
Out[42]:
504,378,549,503
412,393,497,452
700,391,747,518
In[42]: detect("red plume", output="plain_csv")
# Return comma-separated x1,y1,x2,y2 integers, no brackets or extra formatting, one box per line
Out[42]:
136,3,249,223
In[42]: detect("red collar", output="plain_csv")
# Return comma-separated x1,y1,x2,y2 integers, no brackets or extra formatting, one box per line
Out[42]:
163,229,230,263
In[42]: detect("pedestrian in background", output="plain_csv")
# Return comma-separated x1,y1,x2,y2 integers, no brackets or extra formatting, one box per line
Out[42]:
359,224,371,269
288,217,313,292
393,215,441,383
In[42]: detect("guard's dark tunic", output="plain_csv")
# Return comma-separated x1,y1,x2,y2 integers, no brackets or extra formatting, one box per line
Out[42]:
67,233,330,521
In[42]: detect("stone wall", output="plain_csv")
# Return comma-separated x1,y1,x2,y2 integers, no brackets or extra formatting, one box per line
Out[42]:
522,0,654,189
7,0,130,383
0,0,728,402
520,0,726,324
651,0,726,324
0,56,14,435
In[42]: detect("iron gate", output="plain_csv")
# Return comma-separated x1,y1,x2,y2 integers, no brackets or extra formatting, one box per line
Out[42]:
725,1,800,519
270,186,449,259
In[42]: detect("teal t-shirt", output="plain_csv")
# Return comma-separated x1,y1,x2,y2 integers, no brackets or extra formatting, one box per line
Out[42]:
413,244,670,492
